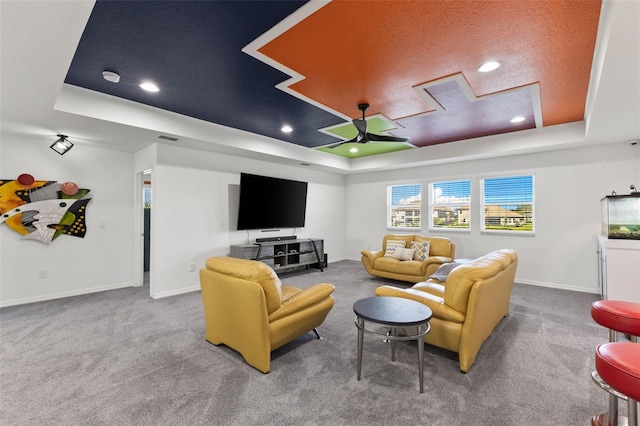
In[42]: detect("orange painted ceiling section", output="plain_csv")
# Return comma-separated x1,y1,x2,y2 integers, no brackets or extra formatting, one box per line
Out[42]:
259,0,601,124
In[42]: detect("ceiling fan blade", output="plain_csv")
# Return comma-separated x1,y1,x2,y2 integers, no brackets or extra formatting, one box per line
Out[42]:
366,133,409,143
327,135,359,149
353,119,367,135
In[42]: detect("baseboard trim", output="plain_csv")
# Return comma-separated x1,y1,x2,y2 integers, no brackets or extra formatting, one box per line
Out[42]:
0,281,134,308
150,285,200,299
515,279,601,295
342,256,600,295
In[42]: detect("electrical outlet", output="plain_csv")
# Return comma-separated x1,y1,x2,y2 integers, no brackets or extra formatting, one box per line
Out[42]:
38,270,47,279
189,263,196,272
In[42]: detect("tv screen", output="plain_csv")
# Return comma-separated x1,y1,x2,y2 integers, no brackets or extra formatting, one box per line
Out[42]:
237,173,308,230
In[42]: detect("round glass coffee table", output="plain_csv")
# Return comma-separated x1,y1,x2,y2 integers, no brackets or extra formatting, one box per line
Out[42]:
353,296,433,393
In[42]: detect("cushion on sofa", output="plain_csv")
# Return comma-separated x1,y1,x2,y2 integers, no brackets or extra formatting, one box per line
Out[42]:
384,239,407,257
416,235,450,257
411,240,430,260
391,247,416,260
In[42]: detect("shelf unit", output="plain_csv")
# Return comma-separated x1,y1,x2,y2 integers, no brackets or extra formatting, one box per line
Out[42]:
230,238,324,272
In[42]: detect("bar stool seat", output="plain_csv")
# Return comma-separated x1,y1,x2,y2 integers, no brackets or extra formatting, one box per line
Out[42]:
596,342,640,402
591,300,640,336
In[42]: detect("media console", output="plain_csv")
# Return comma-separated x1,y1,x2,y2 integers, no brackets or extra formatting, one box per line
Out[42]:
230,238,324,272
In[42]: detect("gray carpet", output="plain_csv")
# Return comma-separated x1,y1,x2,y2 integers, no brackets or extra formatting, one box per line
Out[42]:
0,260,613,425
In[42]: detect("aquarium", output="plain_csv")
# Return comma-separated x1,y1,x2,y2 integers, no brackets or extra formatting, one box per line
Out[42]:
601,194,640,239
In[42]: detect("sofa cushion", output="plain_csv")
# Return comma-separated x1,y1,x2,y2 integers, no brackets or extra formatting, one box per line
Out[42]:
384,239,407,257
396,260,425,276
416,236,451,257
374,256,401,273
391,247,416,260
411,240,430,260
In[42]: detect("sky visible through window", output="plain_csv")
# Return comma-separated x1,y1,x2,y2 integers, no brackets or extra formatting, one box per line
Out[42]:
432,180,470,203
394,177,532,210
391,184,421,205
484,176,533,208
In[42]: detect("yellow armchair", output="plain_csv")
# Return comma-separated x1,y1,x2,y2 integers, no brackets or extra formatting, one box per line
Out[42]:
199,256,335,373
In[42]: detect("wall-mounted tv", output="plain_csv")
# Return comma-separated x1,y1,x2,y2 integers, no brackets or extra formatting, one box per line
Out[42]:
237,173,308,231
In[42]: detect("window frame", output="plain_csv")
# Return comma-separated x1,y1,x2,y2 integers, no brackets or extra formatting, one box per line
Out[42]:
480,174,535,235
387,183,422,231
428,179,472,232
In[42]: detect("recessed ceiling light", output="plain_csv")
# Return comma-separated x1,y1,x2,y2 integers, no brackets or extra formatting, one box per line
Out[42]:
349,147,359,153
510,116,526,123
281,125,293,133
139,81,159,92
102,70,120,83
477,61,501,73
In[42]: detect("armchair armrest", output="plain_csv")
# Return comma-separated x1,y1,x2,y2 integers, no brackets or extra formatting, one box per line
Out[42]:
269,283,335,322
374,285,465,323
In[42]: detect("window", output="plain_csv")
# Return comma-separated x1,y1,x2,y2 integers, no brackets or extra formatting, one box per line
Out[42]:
388,184,421,229
481,175,534,233
429,180,471,230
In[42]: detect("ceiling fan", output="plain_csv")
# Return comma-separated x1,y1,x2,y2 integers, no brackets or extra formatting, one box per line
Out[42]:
328,103,409,148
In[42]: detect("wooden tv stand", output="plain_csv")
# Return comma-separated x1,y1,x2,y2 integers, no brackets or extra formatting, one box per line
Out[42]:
230,238,324,272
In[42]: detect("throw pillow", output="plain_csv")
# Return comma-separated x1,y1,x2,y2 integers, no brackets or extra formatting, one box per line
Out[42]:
411,241,431,261
384,239,407,257
391,247,416,261
428,262,461,282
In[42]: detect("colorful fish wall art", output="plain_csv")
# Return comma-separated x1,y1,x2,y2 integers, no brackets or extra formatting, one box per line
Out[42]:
0,173,93,245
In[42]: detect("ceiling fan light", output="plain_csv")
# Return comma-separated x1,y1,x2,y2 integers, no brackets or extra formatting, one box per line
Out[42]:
349,147,358,153
477,61,501,72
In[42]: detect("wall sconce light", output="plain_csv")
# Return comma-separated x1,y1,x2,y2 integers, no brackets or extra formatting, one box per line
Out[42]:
50,134,73,155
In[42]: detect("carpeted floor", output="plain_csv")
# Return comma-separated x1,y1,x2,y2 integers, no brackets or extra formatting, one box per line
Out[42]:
0,260,613,425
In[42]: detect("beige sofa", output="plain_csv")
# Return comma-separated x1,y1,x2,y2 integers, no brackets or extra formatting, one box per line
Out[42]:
361,234,455,283
374,249,518,372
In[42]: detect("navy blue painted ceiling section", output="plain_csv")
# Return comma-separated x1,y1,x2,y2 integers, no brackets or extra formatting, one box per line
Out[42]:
64,0,343,148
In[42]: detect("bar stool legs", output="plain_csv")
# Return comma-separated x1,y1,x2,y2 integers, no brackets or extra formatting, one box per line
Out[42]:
590,301,640,426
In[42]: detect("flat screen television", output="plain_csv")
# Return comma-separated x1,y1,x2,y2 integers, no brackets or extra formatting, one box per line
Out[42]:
237,173,308,230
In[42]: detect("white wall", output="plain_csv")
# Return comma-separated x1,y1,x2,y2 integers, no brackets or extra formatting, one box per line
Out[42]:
3,133,636,306
0,138,347,306
0,134,135,306
346,142,640,294
148,144,347,298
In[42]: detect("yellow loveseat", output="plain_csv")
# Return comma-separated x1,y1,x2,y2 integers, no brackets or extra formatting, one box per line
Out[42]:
199,256,335,373
361,234,455,283
374,249,518,372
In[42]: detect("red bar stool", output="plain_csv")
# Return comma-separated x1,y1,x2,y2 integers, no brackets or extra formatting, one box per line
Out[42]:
594,343,640,426
591,300,640,426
